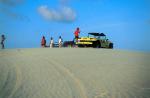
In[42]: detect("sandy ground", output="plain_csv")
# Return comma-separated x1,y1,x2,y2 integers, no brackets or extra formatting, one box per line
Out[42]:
0,48,150,98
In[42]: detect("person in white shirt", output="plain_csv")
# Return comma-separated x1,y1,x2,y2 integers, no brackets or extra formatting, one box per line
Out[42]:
58,36,62,48
50,37,54,48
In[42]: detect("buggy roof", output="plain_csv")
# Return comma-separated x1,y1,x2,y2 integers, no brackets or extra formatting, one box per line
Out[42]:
88,33,106,36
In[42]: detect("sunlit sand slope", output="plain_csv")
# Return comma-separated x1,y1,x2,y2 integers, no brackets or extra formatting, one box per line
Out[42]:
0,48,150,98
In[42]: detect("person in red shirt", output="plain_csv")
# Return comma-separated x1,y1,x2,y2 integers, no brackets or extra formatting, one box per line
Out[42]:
74,27,80,42
41,36,46,47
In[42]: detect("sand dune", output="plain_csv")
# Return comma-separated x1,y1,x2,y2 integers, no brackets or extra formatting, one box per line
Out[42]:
0,48,150,98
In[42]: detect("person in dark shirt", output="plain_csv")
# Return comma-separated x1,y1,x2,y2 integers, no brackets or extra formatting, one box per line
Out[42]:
1,35,6,49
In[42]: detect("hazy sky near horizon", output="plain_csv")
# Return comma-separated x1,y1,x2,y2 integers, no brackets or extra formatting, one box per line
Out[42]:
0,0,150,51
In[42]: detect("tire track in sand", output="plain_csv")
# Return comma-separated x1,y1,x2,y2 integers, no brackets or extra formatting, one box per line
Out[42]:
8,60,23,98
44,57,88,98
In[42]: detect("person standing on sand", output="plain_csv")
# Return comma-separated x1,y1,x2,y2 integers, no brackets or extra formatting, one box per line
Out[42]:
58,36,62,48
41,36,46,47
74,27,80,42
50,37,54,48
1,34,6,49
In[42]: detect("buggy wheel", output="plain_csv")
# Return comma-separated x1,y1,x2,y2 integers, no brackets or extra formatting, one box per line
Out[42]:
78,44,84,48
93,41,101,48
109,43,113,49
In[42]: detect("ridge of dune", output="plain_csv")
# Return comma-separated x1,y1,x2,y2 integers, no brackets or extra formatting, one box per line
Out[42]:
0,48,150,98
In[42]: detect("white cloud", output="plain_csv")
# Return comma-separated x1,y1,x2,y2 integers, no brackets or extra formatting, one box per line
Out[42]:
0,7,29,21
38,5,76,22
0,0,29,21
37,0,100,22
60,0,69,4
0,0,24,6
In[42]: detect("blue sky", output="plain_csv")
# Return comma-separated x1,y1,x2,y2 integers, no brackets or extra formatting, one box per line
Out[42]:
0,0,150,51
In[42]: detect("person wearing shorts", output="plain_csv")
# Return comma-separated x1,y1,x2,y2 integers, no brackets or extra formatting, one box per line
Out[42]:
74,27,80,42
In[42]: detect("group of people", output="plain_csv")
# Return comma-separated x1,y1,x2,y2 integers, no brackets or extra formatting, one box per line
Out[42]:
0,27,80,49
41,36,63,48
41,27,80,48
1,34,6,49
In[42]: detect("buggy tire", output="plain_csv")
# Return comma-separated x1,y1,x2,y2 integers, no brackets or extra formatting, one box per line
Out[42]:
109,43,113,49
93,41,101,48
